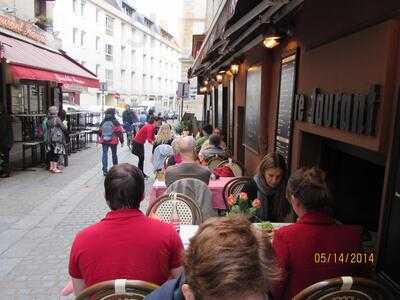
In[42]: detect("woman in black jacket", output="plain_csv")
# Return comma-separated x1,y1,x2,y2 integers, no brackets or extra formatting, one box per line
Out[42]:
242,152,293,222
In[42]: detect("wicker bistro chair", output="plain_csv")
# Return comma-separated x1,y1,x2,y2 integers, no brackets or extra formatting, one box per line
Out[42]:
146,193,203,225
222,177,253,208
207,156,225,171
216,158,244,177
75,279,159,300
293,276,390,300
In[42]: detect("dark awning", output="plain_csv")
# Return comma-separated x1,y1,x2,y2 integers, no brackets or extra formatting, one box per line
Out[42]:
190,0,304,77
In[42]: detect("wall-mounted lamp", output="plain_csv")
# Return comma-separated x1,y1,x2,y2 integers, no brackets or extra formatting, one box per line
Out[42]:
263,35,280,49
216,74,223,84
203,79,209,86
230,63,239,76
199,86,208,93
218,70,226,74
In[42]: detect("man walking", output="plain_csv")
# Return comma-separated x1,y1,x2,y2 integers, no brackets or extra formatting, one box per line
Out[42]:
99,109,124,176
131,116,156,178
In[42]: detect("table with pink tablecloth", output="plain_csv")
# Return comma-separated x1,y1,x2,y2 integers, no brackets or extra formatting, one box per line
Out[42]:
148,177,234,210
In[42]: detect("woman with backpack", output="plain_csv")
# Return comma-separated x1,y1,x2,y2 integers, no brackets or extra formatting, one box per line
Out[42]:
99,109,124,176
43,106,67,174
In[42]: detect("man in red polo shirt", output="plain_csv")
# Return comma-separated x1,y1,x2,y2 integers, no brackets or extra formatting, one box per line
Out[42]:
132,117,156,178
68,163,183,296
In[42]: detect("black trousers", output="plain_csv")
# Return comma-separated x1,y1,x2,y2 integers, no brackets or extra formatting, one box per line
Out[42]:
0,146,11,174
132,141,145,173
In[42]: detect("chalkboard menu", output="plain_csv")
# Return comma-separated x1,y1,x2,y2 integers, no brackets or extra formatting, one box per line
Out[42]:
275,54,297,164
244,66,262,152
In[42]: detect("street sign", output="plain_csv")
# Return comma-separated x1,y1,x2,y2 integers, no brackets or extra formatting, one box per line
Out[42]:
177,82,190,99
100,82,107,92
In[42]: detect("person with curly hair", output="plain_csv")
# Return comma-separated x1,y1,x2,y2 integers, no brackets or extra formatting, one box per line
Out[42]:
146,215,281,300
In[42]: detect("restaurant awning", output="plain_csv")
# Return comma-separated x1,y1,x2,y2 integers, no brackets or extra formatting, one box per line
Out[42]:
0,33,99,88
190,0,304,78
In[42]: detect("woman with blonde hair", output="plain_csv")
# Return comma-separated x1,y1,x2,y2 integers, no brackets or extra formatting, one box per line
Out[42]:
152,123,174,153
242,152,291,222
43,106,67,173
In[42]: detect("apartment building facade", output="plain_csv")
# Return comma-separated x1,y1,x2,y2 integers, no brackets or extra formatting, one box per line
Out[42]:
53,0,181,112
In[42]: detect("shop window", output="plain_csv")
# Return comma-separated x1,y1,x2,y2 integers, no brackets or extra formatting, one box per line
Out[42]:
10,84,45,114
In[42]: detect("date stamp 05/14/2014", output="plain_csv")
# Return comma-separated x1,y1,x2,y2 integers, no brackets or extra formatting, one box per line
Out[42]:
314,252,375,264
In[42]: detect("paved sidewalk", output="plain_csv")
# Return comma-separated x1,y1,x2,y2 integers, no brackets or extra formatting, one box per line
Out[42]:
0,143,155,299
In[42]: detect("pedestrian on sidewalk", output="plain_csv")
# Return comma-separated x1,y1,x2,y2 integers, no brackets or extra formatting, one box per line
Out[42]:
0,112,14,178
99,109,124,176
131,116,156,178
43,106,67,174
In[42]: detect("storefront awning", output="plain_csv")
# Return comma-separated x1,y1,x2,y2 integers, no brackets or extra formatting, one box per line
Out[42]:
0,33,99,88
9,65,99,88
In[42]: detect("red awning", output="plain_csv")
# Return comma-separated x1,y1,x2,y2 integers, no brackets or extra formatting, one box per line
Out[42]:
0,33,99,88
9,65,99,88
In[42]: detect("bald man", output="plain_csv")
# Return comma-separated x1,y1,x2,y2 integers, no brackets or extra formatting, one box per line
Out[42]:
165,136,211,187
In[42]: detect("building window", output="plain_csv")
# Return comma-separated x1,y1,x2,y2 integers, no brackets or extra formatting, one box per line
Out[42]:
106,15,114,35
144,17,153,28
73,0,78,13
96,8,100,22
121,45,126,59
81,0,86,16
80,31,86,46
105,44,113,61
73,28,78,44
106,69,113,89
121,69,126,89
131,50,136,68
96,64,100,76
96,36,100,51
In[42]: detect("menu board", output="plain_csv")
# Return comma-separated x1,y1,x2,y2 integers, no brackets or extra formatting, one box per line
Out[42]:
275,54,297,164
244,66,262,152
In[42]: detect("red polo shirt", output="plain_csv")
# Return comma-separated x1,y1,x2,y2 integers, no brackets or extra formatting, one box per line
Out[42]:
69,209,183,287
272,212,363,300
134,123,155,144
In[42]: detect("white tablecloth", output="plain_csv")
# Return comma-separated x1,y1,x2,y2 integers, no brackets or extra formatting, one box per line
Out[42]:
179,223,291,249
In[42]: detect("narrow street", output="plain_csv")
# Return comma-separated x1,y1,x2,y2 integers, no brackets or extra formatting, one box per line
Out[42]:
0,143,155,299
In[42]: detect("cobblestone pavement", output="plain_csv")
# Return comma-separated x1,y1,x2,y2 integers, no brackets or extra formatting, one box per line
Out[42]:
0,143,155,299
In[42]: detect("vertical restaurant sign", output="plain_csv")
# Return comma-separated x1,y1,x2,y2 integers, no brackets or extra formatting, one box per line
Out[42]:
275,53,297,164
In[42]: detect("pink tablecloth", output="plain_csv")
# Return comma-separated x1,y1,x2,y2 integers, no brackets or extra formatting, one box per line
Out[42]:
148,177,234,210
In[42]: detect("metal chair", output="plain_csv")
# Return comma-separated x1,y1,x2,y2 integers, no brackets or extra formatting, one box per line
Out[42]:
146,192,203,225
216,158,244,177
222,176,253,208
75,279,159,300
293,276,390,300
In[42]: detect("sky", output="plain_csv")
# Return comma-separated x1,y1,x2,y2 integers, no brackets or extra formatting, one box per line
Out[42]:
133,0,183,38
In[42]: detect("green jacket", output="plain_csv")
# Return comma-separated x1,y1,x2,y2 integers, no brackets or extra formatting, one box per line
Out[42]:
0,113,14,149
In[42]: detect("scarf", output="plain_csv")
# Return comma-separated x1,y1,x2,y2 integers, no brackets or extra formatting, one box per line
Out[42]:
253,174,278,221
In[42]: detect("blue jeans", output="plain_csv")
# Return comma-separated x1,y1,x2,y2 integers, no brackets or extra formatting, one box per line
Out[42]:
102,143,118,173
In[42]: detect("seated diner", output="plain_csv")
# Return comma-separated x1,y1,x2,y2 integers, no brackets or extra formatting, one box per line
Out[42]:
145,215,281,300
272,167,364,300
165,136,211,187
198,134,229,162
242,153,292,222
68,164,183,296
